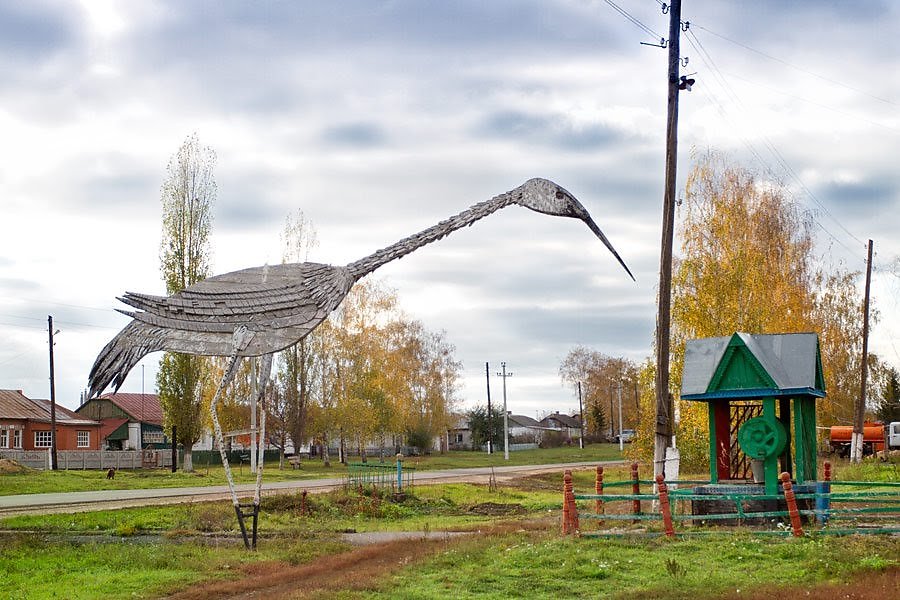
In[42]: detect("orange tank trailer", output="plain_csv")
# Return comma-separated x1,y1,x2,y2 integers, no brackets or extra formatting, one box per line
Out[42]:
828,422,885,457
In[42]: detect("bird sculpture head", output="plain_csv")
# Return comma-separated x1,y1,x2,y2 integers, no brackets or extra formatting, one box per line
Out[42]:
513,178,635,280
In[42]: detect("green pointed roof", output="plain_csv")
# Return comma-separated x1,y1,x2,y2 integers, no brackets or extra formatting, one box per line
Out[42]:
681,332,826,401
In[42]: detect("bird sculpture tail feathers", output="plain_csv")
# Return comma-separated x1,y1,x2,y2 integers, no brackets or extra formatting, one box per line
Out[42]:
88,320,166,398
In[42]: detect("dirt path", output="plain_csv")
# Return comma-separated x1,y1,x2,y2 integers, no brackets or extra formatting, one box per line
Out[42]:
165,521,549,600
165,536,459,600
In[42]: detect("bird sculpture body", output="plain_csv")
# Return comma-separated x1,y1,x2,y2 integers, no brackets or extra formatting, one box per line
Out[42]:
89,177,632,397
87,177,633,548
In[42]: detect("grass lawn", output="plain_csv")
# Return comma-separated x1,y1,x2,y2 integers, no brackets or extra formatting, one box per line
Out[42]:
368,529,899,599
0,444,626,496
0,461,897,599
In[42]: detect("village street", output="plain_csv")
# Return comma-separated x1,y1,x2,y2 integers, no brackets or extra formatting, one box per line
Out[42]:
0,461,615,517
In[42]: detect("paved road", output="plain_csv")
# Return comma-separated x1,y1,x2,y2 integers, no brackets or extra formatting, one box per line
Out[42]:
0,461,620,516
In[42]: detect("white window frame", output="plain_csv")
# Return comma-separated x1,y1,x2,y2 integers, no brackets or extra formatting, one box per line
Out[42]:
12,429,21,449
77,431,90,448
0,429,7,448
34,430,52,448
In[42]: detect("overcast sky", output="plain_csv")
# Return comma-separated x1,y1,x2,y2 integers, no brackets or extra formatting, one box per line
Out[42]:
2,0,898,420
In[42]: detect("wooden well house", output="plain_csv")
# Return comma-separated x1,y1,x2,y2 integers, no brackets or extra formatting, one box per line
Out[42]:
681,332,825,495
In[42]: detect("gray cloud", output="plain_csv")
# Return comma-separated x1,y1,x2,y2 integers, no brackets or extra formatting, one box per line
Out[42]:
820,179,894,212
319,122,387,148
0,1,80,60
0,277,41,294
476,110,625,151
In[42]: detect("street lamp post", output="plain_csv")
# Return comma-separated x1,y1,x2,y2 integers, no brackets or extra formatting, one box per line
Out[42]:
577,381,584,449
618,381,624,452
497,362,513,461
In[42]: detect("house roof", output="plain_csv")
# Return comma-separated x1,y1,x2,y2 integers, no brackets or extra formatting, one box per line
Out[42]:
0,389,45,419
541,412,581,428
508,414,542,428
100,418,130,441
448,413,469,430
97,392,164,425
33,399,84,421
0,389,98,425
681,332,826,401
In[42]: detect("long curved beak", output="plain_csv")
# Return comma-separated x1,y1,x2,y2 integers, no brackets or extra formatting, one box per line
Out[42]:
585,217,635,281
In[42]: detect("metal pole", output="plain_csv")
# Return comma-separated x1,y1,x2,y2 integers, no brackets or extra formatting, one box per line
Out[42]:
497,362,512,461
618,382,624,452
485,362,493,454
851,239,874,463
654,0,683,479
577,381,584,449
48,316,58,471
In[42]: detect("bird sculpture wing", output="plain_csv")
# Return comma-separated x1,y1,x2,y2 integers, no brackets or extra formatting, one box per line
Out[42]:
88,262,353,396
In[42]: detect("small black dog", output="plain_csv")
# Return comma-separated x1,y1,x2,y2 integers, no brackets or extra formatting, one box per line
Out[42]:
106,468,116,480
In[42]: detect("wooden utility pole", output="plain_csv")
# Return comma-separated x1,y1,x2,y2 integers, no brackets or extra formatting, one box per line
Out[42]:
851,239,874,462
47,316,58,471
654,0,683,478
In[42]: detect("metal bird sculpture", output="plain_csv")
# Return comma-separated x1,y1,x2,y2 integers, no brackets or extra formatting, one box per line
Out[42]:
88,177,633,547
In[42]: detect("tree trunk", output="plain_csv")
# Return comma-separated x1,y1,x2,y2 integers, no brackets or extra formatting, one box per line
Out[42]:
182,447,194,473
322,435,331,468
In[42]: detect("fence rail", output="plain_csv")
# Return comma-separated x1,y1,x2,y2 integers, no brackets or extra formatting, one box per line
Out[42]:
562,462,900,538
0,449,172,470
346,460,415,493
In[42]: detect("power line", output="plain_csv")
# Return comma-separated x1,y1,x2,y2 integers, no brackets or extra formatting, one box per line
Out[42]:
602,0,664,44
684,28,868,257
0,295,117,313
693,23,898,107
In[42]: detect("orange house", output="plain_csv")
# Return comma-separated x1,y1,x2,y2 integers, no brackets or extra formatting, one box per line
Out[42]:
0,389,101,451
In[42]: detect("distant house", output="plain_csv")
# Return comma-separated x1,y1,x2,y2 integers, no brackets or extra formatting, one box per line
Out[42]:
76,392,169,450
0,389,101,451
540,411,582,440
507,413,550,444
446,413,472,450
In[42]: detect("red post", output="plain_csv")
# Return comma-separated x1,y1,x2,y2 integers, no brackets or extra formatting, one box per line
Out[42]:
631,462,641,522
563,470,573,534
656,474,675,537
823,461,831,482
595,465,604,521
780,472,804,537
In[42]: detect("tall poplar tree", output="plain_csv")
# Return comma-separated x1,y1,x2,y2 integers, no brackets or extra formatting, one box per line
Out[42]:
275,210,318,466
156,133,215,472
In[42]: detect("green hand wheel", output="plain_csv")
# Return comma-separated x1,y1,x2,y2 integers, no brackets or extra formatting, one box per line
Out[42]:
738,416,787,459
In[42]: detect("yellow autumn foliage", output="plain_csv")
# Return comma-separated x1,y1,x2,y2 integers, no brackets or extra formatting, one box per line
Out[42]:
632,152,819,471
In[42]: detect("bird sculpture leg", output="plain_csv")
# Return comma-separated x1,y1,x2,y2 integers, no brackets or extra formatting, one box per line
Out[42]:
209,326,255,548
250,353,273,549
